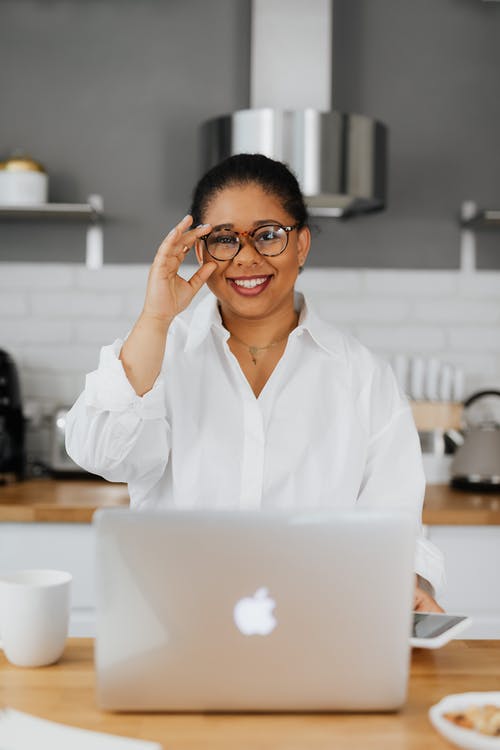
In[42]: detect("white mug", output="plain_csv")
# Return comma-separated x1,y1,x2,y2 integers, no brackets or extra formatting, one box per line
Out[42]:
0,569,72,667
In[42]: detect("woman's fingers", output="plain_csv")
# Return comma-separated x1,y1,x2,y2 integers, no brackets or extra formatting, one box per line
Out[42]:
414,586,444,613
187,262,218,294
156,215,211,260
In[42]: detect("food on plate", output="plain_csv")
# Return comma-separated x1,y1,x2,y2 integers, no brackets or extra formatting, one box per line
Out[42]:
444,704,500,736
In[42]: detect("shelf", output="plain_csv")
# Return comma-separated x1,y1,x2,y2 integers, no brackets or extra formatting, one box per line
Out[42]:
0,194,104,269
0,202,102,221
460,208,500,229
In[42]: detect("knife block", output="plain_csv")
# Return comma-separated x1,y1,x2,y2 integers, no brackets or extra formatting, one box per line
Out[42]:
410,401,463,432
410,401,463,483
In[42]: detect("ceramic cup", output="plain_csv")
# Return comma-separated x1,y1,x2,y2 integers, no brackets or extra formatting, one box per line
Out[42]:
0,569,72,667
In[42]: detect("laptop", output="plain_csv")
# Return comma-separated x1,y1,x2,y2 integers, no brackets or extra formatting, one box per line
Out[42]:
93,508,416,712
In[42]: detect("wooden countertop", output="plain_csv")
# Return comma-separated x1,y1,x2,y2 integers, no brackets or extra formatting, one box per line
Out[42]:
0,478,128,522
1,639,499,748
1,478,500,524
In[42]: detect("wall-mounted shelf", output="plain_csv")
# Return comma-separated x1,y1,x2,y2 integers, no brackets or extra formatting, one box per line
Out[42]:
459,201,500,273
460,209,500,229
0,194,104,269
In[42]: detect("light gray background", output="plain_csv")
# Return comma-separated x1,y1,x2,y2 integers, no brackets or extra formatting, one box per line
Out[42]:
0,0,499,268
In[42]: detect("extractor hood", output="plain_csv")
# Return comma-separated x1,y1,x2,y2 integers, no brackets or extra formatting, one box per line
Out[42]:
200,0,387,218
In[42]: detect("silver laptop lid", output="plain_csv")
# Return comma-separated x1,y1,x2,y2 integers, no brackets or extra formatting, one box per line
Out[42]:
94,509,416,712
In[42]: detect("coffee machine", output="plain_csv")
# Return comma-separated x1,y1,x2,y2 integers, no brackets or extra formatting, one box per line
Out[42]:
0,349,25,482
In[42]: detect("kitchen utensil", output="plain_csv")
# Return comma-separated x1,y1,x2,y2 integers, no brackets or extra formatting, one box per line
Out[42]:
450,390,500,491
438,364,453,402
49,406,91,474
0,349,25,483
0,154,48,205
424,358,440,401
410,398,463,484
410,356,425,400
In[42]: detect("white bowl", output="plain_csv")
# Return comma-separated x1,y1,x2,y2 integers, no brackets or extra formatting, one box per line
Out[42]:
429,692,500,749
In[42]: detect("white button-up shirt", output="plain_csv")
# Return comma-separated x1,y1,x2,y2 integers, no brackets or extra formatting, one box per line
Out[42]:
66,292,444,592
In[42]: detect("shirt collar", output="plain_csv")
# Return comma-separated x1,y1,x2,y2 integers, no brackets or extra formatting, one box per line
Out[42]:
184,292,228,352
184,290,344,360
294,292,344,360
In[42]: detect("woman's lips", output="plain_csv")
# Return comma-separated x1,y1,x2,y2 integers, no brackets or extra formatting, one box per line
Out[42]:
227,275,273,296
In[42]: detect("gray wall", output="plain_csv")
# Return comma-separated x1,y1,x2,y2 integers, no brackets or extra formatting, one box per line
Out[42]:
0,0,499,268
0,0,251,263
327,0,500,269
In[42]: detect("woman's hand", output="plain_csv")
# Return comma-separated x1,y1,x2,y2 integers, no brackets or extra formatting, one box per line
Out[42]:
142,214,217,323
119,215,217,396
414,583,444,613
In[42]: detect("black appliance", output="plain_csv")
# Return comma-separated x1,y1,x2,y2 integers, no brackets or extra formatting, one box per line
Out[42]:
0,349,25,482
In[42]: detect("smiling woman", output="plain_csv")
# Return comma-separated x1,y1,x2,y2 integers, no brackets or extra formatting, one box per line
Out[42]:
65,153,445,613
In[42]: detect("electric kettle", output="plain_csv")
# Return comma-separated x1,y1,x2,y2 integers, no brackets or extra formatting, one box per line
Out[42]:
450,389,500,491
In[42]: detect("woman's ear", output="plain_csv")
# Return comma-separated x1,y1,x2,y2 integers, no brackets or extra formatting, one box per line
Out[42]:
297,226,311,268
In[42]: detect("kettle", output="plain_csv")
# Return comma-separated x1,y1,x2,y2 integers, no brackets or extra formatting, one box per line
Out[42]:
450,390,500,491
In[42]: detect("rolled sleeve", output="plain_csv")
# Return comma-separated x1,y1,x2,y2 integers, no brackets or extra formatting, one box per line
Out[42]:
84,339,166,420
357,358,446,597
65,339,170,487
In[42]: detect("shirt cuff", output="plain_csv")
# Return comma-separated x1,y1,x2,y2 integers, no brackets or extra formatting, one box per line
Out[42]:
84,339,166,420
414,536,446,596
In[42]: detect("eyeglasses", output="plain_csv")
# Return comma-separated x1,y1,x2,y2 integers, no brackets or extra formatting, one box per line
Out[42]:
200,223,299,261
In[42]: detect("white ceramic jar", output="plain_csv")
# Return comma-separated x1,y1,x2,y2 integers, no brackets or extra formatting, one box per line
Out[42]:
0,155,48,205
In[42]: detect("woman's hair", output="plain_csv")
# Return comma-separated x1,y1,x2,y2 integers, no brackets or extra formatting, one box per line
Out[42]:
189,153,309,228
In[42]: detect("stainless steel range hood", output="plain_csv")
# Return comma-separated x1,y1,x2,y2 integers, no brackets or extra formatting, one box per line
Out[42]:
200,0,387,218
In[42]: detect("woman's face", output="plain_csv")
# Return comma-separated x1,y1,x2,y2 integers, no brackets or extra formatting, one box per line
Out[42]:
194,183,310,321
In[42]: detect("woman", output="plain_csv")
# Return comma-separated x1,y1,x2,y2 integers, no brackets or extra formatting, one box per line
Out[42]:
66,154,444,612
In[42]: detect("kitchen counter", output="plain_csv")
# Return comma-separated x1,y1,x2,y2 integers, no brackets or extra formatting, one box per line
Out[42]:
1,639,499,748
0,478,128,522
0,478,500,524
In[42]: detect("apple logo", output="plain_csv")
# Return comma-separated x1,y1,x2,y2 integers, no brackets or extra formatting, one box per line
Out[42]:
233,587,277,636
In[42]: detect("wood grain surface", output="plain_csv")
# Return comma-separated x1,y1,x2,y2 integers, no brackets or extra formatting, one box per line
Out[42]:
1,639,499,749
1,479,500,525
0,478,128,522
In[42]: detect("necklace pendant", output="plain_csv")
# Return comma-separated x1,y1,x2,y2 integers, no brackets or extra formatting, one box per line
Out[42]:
249,346,259,365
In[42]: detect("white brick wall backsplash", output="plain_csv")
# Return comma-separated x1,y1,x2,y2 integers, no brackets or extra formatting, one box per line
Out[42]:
0,264,75,290
0,293,28,316
1,263,500,415
30,291,123,318
356,325,447,352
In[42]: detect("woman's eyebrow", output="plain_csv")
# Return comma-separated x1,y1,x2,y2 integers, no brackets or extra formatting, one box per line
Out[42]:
211,219,280,231
212,223,234,231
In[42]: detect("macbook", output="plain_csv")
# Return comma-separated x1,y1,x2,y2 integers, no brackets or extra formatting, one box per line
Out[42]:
94,508,416,712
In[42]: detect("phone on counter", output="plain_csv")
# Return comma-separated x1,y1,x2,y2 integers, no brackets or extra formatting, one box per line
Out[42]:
410,612,471,649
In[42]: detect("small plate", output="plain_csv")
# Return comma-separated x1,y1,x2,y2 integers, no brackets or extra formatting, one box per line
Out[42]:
429,692,500,749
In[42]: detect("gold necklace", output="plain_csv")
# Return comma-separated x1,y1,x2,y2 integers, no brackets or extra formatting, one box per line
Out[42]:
229,329,293,365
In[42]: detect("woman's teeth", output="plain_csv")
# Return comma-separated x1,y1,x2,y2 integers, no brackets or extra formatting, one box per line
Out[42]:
233,277,268,288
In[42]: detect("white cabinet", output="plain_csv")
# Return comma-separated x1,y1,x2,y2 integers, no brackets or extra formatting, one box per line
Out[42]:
1,521,499,638
426,525,500,639
0,523,95,636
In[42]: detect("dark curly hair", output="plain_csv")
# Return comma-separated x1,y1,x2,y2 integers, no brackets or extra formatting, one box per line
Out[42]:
189,153,309,228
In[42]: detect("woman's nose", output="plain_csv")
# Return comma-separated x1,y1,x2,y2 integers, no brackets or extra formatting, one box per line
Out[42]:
234,238,262,265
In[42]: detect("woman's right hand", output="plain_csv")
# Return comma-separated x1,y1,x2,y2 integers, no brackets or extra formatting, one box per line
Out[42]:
142,214,217,323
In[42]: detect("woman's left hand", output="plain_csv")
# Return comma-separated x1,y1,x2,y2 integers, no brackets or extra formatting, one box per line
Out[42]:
414,584,444,613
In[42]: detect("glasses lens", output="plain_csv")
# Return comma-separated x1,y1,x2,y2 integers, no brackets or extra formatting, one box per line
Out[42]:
254,225,287,256
207,230,239,260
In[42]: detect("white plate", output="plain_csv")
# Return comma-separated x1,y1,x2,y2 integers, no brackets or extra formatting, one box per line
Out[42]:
429,692,500,749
